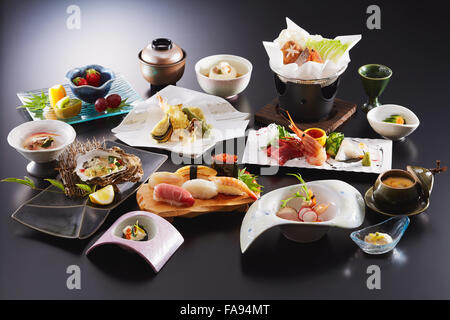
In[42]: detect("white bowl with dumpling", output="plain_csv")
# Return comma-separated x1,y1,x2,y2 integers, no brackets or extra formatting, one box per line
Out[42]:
195,54,252,98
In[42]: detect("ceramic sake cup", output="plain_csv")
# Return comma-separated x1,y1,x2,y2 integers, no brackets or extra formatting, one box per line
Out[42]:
359,64,392,112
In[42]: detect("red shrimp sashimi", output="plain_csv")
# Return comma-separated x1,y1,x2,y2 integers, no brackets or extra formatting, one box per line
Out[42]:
284,111,327,166
153,183,195,207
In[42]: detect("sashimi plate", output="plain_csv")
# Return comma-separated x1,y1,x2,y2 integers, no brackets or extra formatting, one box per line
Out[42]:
112,85,250,158
240,180,365,253
17,73,143,125
242,128,392,174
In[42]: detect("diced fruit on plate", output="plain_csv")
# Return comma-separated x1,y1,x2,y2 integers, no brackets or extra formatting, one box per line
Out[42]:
48,84,66,107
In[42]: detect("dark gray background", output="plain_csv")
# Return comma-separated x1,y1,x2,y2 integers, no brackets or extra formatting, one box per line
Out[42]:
1,0,449,299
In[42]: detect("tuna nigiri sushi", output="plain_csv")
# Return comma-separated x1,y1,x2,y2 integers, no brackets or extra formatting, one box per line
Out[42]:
153,183,195,207
209,176,259,200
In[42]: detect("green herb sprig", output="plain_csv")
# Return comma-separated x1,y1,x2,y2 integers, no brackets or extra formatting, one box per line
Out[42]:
17,91,49,112
280,173,311,208
238,168,263,193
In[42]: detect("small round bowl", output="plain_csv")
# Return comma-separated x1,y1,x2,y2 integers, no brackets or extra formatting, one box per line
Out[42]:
7,120,76,164
350,216,409,255
195,54,252,98
65,64,115,103
138,50,186,86
367,104,419,141
305,128,327,146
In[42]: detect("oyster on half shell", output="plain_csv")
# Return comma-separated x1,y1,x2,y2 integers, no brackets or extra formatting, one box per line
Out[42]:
74,147,143,186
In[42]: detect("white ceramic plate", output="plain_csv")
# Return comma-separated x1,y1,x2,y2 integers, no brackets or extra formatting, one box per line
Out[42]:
240,180,365,253
242,128,392,174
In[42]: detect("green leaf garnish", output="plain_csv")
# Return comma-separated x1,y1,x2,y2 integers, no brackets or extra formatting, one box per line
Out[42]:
76,184,95,195
17,91,49,112
1,176,35,188
44,179,65,192
238,168,263,193
41,137,54,148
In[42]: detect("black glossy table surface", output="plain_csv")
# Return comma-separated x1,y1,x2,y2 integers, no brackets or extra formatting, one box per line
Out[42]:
1,0,449,299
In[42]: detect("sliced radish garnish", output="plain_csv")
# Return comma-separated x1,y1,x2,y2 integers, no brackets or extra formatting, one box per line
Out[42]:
298,207,311,221
302,210,318,222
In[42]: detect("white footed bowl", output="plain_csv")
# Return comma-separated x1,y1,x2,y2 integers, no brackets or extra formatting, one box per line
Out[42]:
195,54,252,98
367,104,420,141
7,120,76,163
240,180,365,253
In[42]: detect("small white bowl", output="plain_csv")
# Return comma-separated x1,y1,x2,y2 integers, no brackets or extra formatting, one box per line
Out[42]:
7,120,76,164
367,104,420,141
195,54,252,98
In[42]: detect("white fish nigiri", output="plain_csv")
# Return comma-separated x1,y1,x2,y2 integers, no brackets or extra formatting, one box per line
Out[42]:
335,139,365,161
182,179,218,200
148,171,184,188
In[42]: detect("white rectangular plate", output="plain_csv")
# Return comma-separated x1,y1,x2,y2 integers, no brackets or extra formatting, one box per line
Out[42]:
242,129,392,174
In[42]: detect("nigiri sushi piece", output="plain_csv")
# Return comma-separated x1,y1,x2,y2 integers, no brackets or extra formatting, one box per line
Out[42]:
175,165,217,181
148,171,184,188
209,176,259,200
182,179,218,200
153,183,195,207
335,139,365,161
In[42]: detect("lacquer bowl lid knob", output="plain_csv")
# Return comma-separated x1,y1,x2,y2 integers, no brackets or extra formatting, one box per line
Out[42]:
140,38,184,65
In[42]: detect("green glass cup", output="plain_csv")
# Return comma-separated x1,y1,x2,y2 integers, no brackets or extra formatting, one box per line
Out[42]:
358,64,393,112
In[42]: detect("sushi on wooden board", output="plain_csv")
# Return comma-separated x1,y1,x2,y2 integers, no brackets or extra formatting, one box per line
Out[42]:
136,162,261,219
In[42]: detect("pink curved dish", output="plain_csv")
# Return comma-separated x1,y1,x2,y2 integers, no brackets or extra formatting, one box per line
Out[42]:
86,211,183,273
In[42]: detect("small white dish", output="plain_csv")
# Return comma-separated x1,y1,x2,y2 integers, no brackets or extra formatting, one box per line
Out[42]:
86,211,184,273
367,104,420,141
7,120,76,177
195,54,252,98
240,180,365,253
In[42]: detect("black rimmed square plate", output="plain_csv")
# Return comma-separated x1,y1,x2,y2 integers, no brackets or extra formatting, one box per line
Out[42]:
11,141,168,239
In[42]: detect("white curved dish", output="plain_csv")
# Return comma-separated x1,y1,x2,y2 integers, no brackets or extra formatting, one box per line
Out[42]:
240,180,365,253
86,211,183,273
367,104,420,141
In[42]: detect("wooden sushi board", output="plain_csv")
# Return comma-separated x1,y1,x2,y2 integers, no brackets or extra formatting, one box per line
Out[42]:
255,97,357,133
136,184,255,218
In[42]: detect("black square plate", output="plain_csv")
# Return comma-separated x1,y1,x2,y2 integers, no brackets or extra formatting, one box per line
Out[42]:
11,141,167,239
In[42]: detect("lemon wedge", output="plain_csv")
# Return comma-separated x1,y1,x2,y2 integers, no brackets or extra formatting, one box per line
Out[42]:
89,185,115,205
